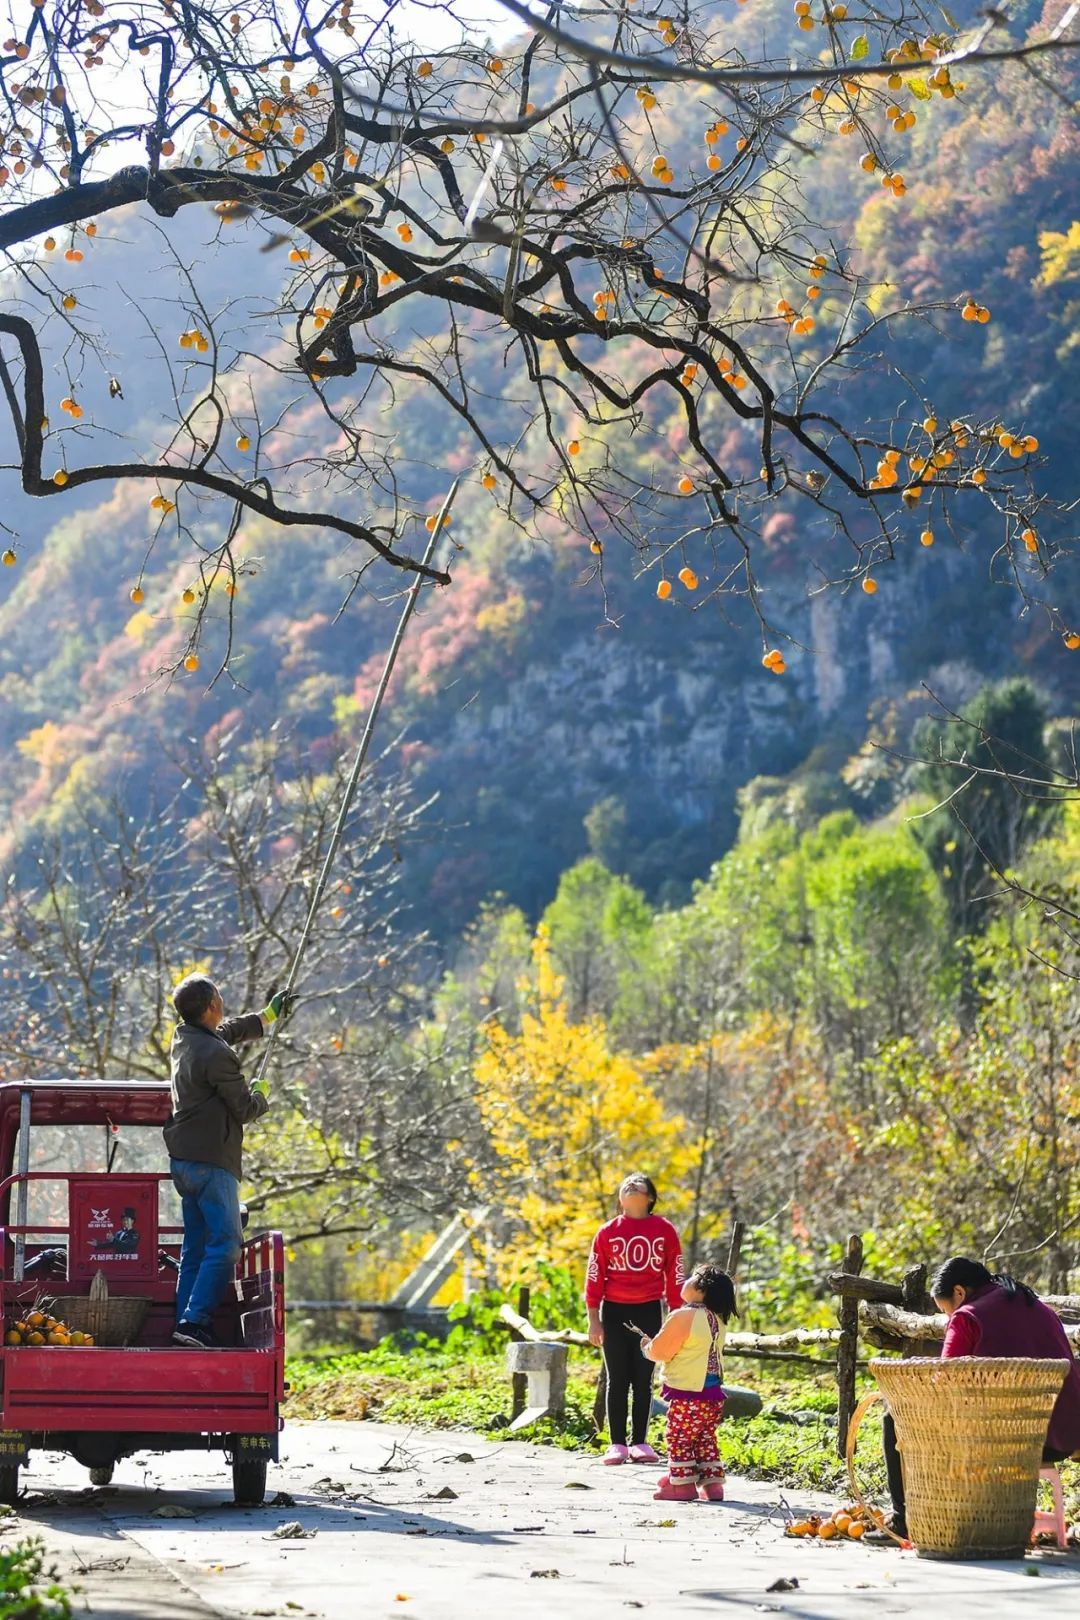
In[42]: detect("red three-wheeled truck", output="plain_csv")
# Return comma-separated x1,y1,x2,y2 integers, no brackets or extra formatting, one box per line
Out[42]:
0,1079,285,1504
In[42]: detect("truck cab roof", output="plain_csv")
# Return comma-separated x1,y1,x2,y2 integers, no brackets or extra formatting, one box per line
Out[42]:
0,1081,171,1133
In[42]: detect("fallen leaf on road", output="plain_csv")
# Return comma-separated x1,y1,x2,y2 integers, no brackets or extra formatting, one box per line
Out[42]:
271,1491,296,1507
530,1569,561,1579
766,1578,800,1593
564,1481,591,1490
425,1486,458,1500
151,1505,196,1519
513,1525,545,1533
454,1453,475,1463
269,1521,317,1540
656,1519,677,1528
394,1596,410,1603
573,1529,596,1536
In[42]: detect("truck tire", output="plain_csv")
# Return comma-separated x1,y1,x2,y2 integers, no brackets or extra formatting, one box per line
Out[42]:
89,1466,114,1486
232,1455,267,1507
0,1466,19,1506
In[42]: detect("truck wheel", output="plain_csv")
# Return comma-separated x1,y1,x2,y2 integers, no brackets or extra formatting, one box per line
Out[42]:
232,1455,267,1507
0,1466,19,1506
89,1466,114,1487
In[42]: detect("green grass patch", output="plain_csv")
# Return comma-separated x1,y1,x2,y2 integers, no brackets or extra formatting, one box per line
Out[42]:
286,1345,854,1487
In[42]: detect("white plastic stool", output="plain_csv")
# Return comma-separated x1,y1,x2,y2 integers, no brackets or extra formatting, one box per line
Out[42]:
1032,1464,1067,1549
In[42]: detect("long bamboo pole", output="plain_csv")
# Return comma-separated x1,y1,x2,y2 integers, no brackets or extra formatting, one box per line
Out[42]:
252,482,457,1091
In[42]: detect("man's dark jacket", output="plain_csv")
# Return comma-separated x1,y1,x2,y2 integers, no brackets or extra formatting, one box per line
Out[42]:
163,1014,268,1182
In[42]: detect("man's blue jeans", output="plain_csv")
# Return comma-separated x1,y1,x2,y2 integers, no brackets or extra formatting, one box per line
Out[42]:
170,1159,243,1328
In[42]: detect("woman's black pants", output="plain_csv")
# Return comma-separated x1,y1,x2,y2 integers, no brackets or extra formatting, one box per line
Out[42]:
600,1299,663,1446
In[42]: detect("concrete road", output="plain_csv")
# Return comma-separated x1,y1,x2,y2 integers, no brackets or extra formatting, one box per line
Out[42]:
10,1422,1080,1619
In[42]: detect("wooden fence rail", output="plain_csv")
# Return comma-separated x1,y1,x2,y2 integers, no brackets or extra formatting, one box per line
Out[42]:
497,1239,1080,1446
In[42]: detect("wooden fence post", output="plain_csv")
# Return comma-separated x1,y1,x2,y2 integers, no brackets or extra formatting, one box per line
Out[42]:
835,1232,864,1459
510,1284,529,1422
593,1361,607,1435
726,1219,746,1281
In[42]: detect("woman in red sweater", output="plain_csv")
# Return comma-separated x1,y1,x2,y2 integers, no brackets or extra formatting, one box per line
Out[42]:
585,1172,684,1465
883,1256,1080,1536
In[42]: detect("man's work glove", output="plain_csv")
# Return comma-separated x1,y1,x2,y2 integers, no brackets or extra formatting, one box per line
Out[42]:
261,989,295,1026
251,1078,270,1099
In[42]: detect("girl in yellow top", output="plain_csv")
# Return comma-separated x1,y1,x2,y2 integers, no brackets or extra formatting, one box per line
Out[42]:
642,1263,736,1502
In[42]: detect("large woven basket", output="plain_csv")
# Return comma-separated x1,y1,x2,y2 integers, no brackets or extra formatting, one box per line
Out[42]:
50,1273,150,1347
868,1356,1069,1560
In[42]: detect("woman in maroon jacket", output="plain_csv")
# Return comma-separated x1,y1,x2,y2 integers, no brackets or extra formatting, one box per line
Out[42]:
883,1256,1080,1535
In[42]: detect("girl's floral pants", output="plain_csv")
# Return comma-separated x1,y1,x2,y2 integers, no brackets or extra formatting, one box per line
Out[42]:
666,1398,725,1484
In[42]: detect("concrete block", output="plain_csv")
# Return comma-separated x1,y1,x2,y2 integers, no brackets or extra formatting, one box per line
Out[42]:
505,1340,568,1424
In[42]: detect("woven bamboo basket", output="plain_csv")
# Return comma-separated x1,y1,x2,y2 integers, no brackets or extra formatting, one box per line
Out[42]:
867,1356,1069,1560
51,1272,150,1347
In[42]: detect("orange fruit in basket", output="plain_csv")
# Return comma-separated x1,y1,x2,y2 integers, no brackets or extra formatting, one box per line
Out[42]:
27,1312,44,1328
27,1331,44,1345
82,1334,94,1346
13,1322,27,1336
47,1331,65,1345
70,1331,85,1345
5,1330,21,1345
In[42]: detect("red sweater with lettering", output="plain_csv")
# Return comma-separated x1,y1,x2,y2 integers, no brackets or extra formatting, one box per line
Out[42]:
584,1214,684,1310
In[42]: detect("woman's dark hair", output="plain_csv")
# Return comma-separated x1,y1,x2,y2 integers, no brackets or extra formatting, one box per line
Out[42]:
930,1256,1038,1308
689,1264,737,1322
173,973,218,1025
619,1173,657,1213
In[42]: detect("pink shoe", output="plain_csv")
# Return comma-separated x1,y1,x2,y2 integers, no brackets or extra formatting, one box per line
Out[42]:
653,1482,697,1502
602,1444,629,1465
628,1443,660,1465
698,1481,725,1502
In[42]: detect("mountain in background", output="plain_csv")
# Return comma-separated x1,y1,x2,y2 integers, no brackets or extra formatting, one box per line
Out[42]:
1,0,1077,940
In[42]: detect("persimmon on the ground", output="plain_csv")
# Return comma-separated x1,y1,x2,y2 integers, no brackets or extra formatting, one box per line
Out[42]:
787,1502,879,1540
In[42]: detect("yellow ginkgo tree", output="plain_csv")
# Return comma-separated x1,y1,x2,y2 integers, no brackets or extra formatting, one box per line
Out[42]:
474,927,699,1276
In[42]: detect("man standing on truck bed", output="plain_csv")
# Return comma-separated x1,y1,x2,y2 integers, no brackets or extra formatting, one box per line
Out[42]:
164,975,291,1349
